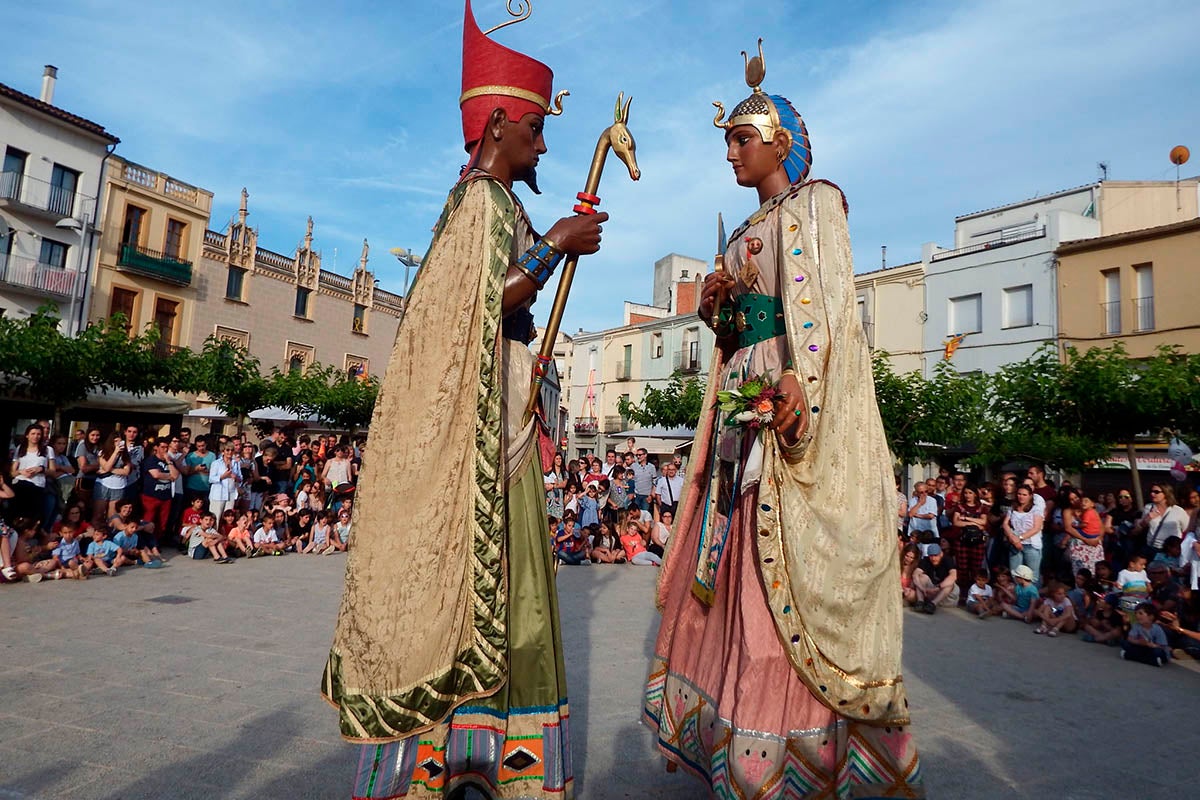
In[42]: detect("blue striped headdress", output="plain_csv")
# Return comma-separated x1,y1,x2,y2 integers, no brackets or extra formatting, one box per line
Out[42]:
713,40,812,184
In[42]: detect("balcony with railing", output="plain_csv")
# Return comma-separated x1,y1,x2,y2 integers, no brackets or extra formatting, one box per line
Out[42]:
0,252,77,298
673,346,701,373
0,171,93,221
603,415,628,434
929,226,1047,263
1101,300,1121,335
117,242,193,286
574,416,599,435
119,161,208,211
1132,296,1155,332
615,361,632,381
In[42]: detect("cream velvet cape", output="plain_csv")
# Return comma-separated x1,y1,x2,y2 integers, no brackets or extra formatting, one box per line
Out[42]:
322,175,536,742
663,180,909,726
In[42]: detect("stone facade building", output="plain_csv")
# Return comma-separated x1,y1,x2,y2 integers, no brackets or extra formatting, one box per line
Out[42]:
191,190,403,379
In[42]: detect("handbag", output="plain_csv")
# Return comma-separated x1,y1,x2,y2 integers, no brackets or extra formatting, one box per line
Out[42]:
961,525,986,546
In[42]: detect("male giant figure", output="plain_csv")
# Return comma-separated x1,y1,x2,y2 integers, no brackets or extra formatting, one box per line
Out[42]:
323,4,605,799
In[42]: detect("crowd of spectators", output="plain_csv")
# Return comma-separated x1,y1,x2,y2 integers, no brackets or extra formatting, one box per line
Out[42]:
545,439,682,567
898,466,1200,667
1,420,362,585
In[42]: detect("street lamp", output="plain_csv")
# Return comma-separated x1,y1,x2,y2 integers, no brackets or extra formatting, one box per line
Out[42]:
55,216,87,335
390,247,423,317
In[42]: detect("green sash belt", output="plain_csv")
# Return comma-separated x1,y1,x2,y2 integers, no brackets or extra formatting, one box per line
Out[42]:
727,293,786,349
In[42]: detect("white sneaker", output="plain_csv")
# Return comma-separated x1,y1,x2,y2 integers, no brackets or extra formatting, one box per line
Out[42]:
106,567,117,576
27,573,43,583
2,566,17,581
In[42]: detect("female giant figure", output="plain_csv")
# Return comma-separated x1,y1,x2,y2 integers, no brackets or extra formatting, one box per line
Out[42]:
644,42,925,799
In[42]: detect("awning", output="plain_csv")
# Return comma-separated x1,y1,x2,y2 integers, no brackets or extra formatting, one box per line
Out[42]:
249,406,322,423
187,405,231,419
607,426,695,455
71,388,191,415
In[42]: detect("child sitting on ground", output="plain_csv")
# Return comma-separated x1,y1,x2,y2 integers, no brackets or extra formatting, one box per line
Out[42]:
1121,602,1170,667
251,514,285,556
966,569,997,618
303,510,333,554
11,518,59,582
83,528,127,576
999,564,1039,622
180,496,205,549
187,511,232,563
113,518,159,567
589,521,624,564
50,522,86,580
1068,568,1095,619
226,513,254,557
1080,593,1123,645
328,509,351,553
1034,581,1077,637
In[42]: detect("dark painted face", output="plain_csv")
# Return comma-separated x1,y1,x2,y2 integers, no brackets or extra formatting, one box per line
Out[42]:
498,112,547,191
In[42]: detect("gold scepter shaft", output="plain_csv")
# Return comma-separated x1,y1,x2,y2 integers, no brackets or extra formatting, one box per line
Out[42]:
524,93,641,423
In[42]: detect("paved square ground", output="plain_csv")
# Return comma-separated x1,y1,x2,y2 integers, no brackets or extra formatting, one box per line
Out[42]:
1,555,1196,798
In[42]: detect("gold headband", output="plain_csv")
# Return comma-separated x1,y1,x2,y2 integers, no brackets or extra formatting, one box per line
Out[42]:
459,85,569,116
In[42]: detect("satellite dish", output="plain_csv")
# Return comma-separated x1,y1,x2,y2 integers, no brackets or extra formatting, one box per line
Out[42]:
1170,145,1190,166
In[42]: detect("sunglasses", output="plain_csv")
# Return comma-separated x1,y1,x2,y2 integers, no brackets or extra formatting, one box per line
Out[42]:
1150,489,1163,494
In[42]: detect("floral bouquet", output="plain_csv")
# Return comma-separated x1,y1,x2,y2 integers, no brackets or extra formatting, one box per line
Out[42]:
716,372,779,431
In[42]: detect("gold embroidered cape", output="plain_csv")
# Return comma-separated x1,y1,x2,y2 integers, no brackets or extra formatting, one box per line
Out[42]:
322,175,535,742
663,180,909,726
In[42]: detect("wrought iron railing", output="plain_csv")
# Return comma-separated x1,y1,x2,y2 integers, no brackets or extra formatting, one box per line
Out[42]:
574,416,598,435
1101,300,1121,335
673,346,701,373
1133,296,1155,332
603,415,628,434
0,170,93,220
615,362,632,381
929,226,1046,262
118,242,193,285
0,252,77,298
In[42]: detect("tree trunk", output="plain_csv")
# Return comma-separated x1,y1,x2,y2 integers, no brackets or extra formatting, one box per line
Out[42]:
1127,441,1144,508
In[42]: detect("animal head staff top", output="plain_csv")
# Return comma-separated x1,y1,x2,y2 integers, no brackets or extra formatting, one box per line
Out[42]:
459,1,569,155
712,39,812,184
608,92,641,182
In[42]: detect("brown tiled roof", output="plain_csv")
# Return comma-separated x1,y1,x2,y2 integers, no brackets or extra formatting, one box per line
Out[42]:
1056,216,1200,255
0,81,119,144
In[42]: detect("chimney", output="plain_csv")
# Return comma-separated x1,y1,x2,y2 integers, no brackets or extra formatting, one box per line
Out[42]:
40,65,57,104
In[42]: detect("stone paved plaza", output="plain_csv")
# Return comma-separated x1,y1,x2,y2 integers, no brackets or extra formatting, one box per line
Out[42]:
1,554,1197,799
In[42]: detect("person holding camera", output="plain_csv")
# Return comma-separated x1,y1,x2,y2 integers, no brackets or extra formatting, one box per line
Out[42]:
652,461,683,519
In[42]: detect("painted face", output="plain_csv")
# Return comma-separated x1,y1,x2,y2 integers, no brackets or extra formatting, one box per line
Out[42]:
725,124,781,188
499,112,547,186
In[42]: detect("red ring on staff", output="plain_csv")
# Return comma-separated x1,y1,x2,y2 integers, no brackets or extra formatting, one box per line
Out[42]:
576,192,601,204
573,204,598,215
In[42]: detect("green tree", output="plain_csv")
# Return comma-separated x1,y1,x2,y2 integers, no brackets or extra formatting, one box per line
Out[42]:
191,337,269,432
0,306,181,429
978,342,1200,506
872,352,988,467
617,372,705,429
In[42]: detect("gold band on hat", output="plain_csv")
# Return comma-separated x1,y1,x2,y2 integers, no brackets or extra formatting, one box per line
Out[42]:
460,86,569,115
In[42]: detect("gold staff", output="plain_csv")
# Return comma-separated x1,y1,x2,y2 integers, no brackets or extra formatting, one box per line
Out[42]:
525,92,641,422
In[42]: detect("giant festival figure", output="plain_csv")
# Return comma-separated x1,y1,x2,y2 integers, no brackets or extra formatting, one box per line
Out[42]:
643,41,927,799
321,3,608,798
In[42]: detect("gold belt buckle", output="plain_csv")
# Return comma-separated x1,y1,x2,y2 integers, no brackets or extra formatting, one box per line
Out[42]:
735,311,747,332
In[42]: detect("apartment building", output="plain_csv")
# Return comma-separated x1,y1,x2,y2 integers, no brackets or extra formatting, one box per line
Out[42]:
0,66,119,333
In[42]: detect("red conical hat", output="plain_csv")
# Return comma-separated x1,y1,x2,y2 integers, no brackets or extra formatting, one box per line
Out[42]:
460,0,555,149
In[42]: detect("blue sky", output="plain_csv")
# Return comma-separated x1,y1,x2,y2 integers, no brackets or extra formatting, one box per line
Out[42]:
4,0,1198,333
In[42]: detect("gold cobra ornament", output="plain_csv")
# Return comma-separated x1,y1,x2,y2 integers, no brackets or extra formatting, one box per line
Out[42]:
525,93,641,422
